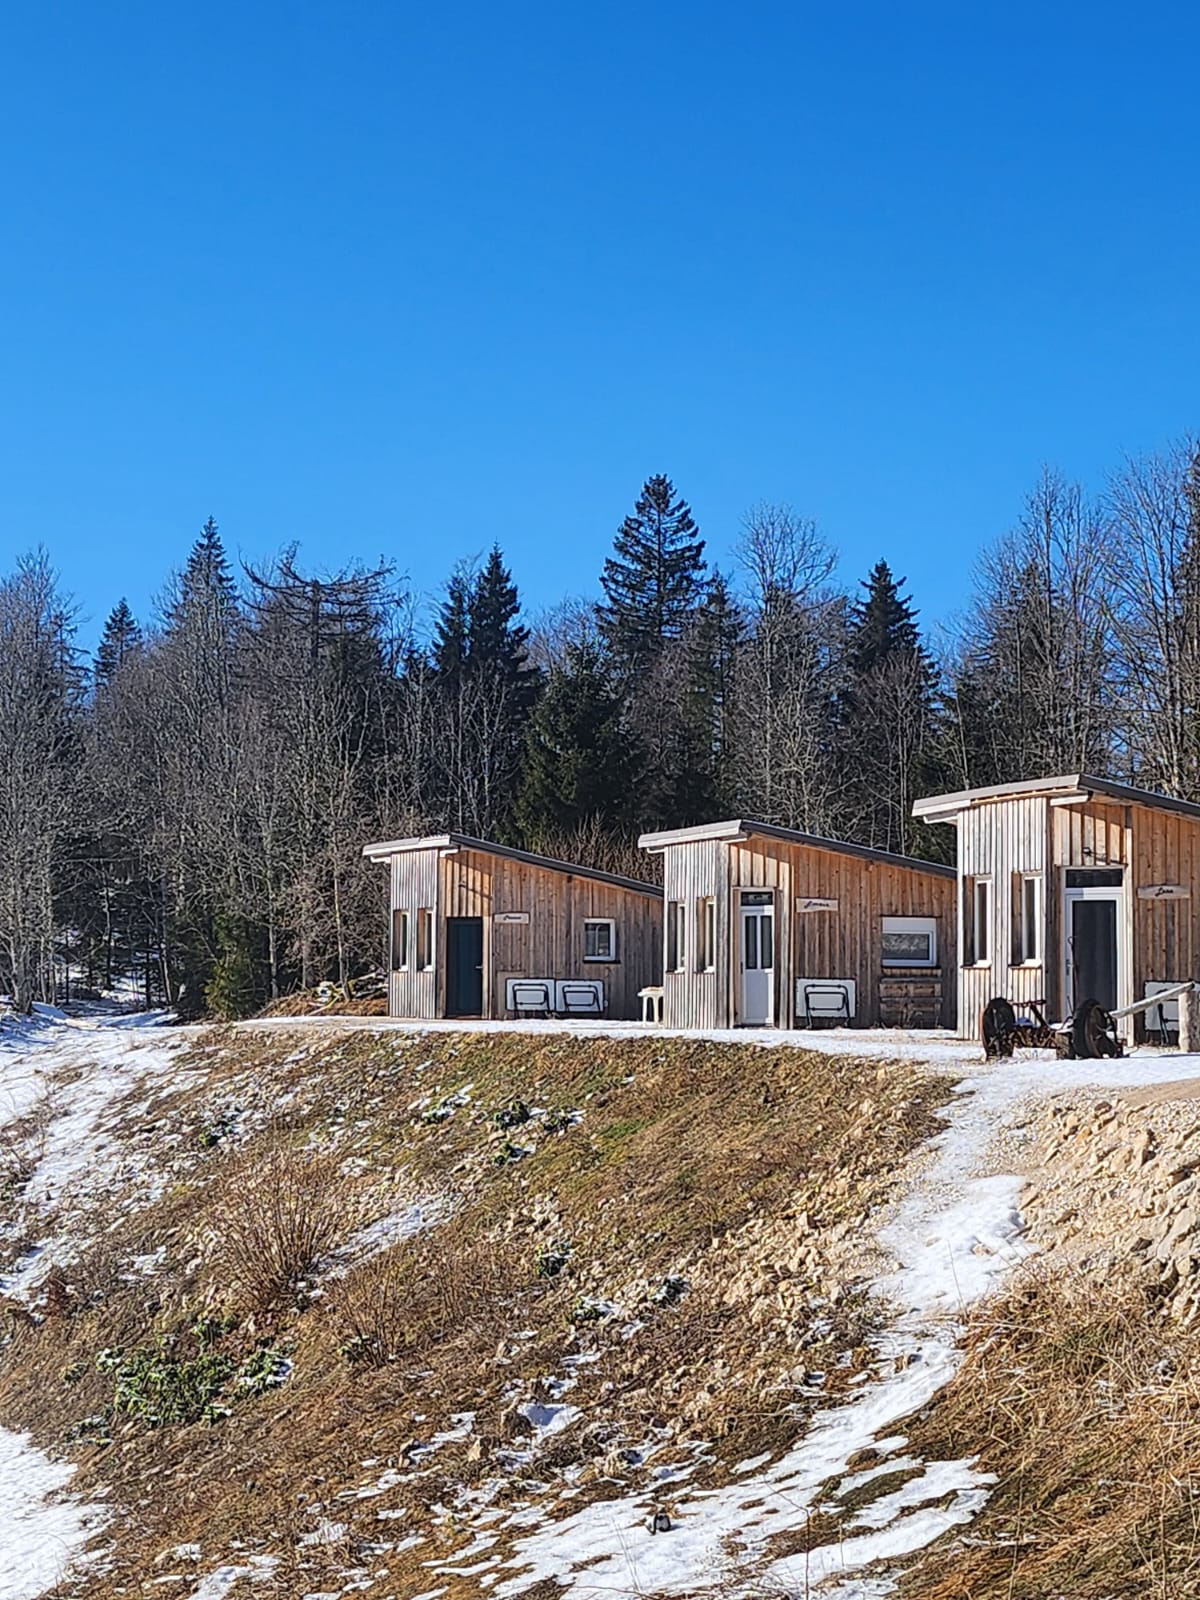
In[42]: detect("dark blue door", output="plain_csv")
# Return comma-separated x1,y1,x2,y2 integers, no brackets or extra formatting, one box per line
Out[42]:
446,917,484,1016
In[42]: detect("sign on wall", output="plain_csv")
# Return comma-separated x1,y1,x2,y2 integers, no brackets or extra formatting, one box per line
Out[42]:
493,911,531,924
796,897,839,913
1137,884,1192,901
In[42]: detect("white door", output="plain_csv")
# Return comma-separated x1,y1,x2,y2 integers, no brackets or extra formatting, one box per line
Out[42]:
1064,887,1123,1013
739,894,774,1025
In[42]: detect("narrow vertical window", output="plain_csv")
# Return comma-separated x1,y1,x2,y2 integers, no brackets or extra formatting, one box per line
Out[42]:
417,908,434,971
697,896,716,971
391,909,410,971
667,901,687,971
1021,874,1041,963
970,877,991,965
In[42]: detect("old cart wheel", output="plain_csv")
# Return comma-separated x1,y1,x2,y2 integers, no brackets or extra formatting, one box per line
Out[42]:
1071,997,1122,1060
981,996,1017,1058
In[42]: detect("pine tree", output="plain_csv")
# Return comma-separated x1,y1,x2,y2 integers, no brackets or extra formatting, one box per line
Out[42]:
841,562,944,856
847,561,923,677
469,545,540,716
599,475,708,679
518,642,639,838
94,599,142,688
169,516,238,631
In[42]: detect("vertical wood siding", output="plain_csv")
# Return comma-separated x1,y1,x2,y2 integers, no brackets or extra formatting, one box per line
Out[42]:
956,795,1051,1035
658,835,956,1030
661,839,727,1028
383,846,661,1022
388,846,441,1019
1129,804,1200,1038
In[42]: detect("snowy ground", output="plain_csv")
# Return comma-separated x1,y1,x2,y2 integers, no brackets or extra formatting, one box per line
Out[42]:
0,1008,193,1599
4,1009,1200,1598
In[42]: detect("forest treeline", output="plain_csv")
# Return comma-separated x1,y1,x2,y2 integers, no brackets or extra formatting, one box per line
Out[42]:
2,437,1199,1016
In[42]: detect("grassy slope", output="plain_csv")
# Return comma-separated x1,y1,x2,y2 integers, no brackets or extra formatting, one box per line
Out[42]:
0,1026,953,1598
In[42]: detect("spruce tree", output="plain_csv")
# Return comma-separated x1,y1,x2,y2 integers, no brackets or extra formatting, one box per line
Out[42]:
847,560,923,676
599,474,708,679
94,598,142,687
518,641,639,838
169,516,238,631
469,545,540,715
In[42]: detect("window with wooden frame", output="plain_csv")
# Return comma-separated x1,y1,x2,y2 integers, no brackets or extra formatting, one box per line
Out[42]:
666,901,687,972
1011,873,1042,965
697,897,716,971
584,918,617,961
391,908,411,971
416,907,434,971
963,876,992,965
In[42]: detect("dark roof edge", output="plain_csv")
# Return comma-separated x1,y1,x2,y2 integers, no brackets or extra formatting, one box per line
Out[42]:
362,832,663,897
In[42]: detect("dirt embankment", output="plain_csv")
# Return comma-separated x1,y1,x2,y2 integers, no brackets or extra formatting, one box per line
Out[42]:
899,1073,1200,1600
0,1025,952,1600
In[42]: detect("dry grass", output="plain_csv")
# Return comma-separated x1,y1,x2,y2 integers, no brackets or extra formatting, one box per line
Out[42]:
0,1026,953,1599
901,1266,1200,1600
332,1230,523,1369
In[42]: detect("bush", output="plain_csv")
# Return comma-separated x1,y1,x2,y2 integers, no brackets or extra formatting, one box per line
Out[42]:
334,1234,517,1369
219,1146,344,1310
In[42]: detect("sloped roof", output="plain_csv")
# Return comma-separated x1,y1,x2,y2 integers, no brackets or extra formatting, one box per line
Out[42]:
913,773,1200,825
636,818,955,879
362,832,662,897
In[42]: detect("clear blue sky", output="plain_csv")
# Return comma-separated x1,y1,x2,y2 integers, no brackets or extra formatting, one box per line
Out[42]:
3,2,1198,649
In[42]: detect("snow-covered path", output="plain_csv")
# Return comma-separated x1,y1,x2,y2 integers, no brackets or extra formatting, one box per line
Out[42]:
482,1039,1200,1598
0,1009,190,1599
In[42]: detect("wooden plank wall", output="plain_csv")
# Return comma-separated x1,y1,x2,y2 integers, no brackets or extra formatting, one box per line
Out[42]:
388,846,441,1019
1128,805,1200,1032
956,795,1051,1035
661,838,727,1028
441,849,662,1021
659,836,956,1030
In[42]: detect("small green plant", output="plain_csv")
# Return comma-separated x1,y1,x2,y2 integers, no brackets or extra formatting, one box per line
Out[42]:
97,1320,290,1427
541,1108,580,1135
493,1139,531,1166
571,1294,613,1324
491,1101,532,1131
99,1335,235,1426
536,1240,573,1278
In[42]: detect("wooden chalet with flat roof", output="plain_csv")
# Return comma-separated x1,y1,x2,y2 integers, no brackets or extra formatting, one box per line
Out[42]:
637,819,957,1031
362,833,662,1021
914,773,1200,1042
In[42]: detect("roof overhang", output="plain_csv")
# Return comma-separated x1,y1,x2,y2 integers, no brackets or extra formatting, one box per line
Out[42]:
361,832,662,897
638,818,955,879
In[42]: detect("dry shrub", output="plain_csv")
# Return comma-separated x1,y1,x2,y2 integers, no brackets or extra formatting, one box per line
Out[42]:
903,1265,1200,1600
218,1145,344,1311
332,1231,520,1368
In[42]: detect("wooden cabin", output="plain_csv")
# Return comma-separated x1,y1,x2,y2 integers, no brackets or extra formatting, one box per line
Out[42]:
913,773,1200,1041
637,820,958,1030
362,833,662,1021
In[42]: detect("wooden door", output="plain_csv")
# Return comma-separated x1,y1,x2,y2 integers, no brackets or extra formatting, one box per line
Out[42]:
446,917,484,1016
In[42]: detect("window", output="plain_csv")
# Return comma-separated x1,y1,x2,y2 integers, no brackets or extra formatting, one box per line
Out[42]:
416,907,434,971
697,897,716,971
964,876,991,965
391,909,411,971
1013,873,1042,964
584,918,617,962
666,901,687,972
881,916,937,967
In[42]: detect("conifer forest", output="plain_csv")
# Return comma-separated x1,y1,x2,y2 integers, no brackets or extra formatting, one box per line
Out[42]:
3,439,1199,1017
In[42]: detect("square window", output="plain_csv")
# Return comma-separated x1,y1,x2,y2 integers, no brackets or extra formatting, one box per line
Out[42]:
584,918,616,961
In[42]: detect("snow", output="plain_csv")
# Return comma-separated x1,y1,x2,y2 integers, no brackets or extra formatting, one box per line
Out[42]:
4,1006,1200,1599
474,1039,1200,1596
0,1010,190,1597
0,1427,108,1600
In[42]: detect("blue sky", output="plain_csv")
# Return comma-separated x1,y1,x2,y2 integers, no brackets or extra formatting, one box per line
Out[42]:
3,2,1198,649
